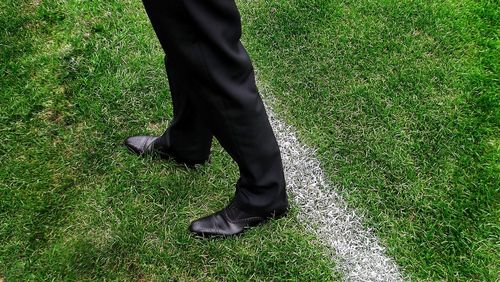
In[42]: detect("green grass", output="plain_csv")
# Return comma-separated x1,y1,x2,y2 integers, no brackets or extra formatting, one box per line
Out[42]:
241,0,499,280
0,0,340,280
1,0,498,280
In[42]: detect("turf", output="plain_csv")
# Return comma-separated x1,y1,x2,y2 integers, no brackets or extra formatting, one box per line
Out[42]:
0,0,340,280
1,0,498,280
241,0,499,280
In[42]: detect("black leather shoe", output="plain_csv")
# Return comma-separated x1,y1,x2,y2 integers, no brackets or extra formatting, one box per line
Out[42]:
189,200,289,238
123,135,208,167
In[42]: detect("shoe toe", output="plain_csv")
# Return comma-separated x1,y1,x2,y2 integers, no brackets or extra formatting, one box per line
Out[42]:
188,220,204,234
124,136,154,154
189,211,245,238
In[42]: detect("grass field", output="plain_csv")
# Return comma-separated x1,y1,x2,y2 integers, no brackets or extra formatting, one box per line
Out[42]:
1,0,498,281
0,0,339,280
242,0,499,280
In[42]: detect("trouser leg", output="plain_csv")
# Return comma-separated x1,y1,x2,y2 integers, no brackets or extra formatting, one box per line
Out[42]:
143,2,213,163
155,56,213,163
142,0,287,213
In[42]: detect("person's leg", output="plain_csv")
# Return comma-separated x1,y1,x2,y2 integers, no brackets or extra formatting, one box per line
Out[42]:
141,0,288,236
126,1,213,165
180,0,287,213
154,55,213,163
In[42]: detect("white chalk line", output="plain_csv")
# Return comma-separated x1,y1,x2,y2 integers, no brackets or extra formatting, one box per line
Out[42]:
258,81,404,282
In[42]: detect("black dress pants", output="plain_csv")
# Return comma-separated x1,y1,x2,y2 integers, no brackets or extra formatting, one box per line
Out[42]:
142,0,287,213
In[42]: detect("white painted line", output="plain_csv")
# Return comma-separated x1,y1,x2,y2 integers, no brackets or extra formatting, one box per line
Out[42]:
260,82,404,281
